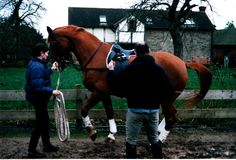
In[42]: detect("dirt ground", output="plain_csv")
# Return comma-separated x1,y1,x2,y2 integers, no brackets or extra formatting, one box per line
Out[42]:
0,120,236,159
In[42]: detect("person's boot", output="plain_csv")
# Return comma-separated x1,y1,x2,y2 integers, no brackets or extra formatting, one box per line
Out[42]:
151,141,163,158
126,142,137,159
28,150,46,158
43,144,59,152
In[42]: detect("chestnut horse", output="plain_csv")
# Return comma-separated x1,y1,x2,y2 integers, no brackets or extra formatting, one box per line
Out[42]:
47,25,212,142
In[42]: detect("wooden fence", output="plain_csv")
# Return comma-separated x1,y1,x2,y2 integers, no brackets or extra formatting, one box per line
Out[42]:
0,88,235,121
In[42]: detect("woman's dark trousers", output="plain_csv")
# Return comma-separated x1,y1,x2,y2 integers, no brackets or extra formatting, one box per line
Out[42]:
28,99,50,152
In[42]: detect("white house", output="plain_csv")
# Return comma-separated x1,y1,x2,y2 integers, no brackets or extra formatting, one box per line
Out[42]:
68,7,215,61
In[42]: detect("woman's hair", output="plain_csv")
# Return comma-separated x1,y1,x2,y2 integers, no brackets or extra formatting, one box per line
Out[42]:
32,43,49,57
134,42,150,57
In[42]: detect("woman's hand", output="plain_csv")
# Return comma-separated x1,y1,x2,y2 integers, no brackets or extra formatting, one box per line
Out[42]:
51,61,59,70
52,90,61,96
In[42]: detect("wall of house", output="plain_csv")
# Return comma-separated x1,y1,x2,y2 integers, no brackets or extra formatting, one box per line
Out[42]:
116,18,145,43
145,29,173,53
145,30,212,61
86,28,115,43
85,27,212,63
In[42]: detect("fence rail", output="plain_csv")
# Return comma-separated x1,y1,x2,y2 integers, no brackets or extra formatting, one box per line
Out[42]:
0,89,235,120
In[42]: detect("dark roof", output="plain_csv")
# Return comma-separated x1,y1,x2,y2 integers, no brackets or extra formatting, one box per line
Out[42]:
68,7,215,31
213,29,236,45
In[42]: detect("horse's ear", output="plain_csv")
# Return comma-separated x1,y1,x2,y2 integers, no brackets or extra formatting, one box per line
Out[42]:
47,26,57,41
47,26,53,34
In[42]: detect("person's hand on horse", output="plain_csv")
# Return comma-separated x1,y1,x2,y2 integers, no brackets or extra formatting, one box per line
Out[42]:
51,61,59,70
107,60,116,70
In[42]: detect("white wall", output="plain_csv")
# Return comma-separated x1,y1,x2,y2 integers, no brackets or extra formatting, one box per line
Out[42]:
116,17,144,43
85,16,145,44
86,28,115,43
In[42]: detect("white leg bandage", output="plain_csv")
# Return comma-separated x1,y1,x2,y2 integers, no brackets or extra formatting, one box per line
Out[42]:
109,119,117,133
82,116,92,127
158,118,170,143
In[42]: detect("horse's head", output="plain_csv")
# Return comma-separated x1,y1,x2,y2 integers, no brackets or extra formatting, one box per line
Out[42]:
47,26,71,71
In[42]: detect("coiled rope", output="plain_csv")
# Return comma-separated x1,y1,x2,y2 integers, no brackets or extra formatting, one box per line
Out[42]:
54,69,70,142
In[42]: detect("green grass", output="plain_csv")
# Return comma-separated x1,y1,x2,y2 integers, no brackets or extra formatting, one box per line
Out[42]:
0,67,83,90
1,65,235,90
0,65,235,110
185,65,236,90
0,68,26,90
209,66,236,90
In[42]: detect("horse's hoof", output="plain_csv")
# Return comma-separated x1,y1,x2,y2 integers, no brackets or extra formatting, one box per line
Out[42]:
105,137,115,144
90,131,97,141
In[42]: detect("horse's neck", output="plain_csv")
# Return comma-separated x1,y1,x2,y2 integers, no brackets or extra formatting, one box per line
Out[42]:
61,27,111,68
72,37,110,69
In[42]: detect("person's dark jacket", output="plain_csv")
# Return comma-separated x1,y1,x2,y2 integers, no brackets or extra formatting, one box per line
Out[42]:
118,55,175,109
25,58,53,102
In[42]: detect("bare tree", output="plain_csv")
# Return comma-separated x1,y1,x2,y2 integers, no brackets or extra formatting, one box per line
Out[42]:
0,0,46,66
1,0,46,27
132,0,211,58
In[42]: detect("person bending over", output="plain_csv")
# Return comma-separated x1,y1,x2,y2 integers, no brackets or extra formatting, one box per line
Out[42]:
109,42,174,158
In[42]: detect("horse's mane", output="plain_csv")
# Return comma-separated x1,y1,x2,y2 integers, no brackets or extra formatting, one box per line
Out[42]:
55,25,84,32
53,25,100,42
53,25,84,36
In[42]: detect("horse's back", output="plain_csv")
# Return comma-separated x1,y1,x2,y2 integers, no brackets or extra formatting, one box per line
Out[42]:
151,51,187,91
129,51,187,91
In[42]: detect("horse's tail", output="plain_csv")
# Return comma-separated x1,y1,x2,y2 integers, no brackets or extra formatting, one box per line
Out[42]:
184,62,212,108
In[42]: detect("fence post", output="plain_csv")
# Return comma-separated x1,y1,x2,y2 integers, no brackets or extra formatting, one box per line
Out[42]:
75,84,83,119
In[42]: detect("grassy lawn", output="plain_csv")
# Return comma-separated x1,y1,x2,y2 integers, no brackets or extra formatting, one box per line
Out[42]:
1,65,235,90
0,67,83,90
0,65,235,109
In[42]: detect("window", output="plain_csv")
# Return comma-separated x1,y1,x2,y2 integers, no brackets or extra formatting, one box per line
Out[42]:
127,17,137,32
183,18,195,27
146,17,153,24
99,15,107,25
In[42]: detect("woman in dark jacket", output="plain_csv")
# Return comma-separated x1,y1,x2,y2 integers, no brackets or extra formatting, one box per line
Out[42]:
25,43,60,158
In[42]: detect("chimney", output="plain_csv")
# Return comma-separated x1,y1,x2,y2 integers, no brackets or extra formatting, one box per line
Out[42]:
199,6,206,12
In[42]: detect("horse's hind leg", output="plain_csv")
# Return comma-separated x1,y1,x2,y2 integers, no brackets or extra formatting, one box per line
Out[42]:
102,95,117,143
81,92,101,141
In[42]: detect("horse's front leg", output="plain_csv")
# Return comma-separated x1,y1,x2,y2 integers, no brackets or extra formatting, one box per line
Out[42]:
81,91,101,141
158,102,177,143
102,95,117,143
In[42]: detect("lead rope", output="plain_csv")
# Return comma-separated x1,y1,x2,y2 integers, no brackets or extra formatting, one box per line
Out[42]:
54,68,70,142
